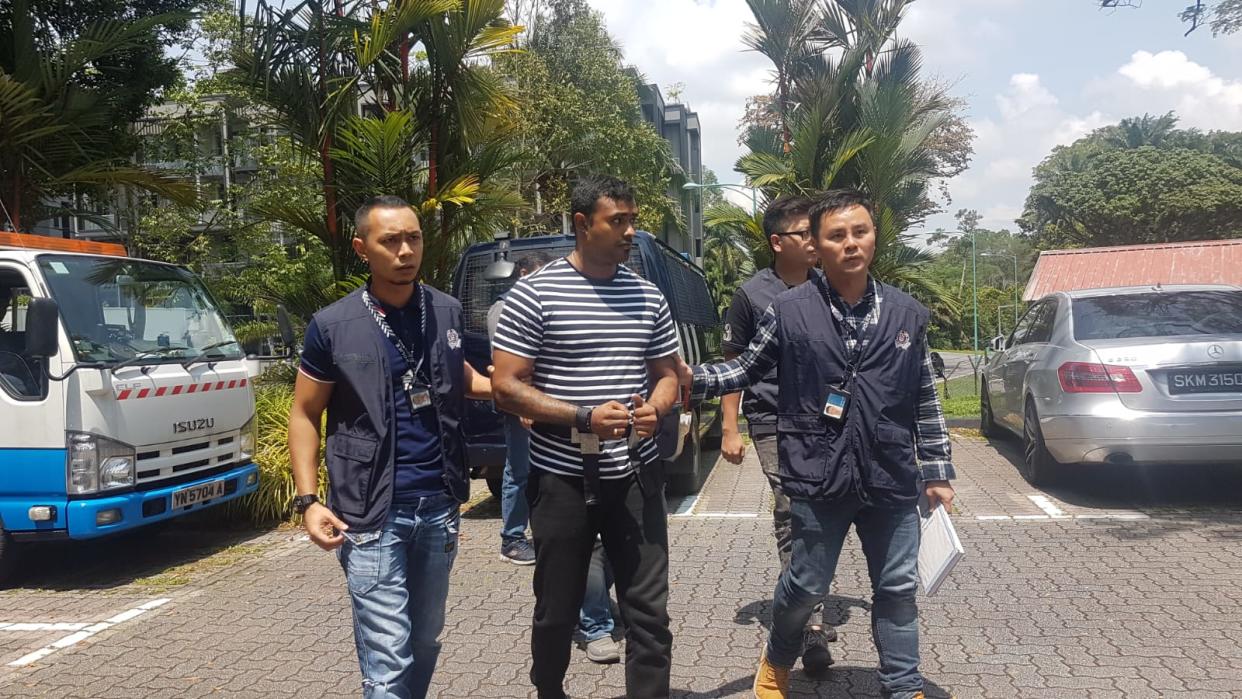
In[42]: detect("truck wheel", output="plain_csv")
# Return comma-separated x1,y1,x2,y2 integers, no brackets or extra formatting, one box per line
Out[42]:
666,412,703,496
486,476,503,499
0,528,17,586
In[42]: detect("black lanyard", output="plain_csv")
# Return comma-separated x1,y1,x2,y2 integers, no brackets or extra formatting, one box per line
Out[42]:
362,285,427,381
816,277,871,383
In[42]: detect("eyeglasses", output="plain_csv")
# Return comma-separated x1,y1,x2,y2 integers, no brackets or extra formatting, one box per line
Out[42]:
778,229,812,240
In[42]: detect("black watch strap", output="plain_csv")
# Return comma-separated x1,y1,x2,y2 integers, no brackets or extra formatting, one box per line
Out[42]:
575,406,593,433
292,494,319,514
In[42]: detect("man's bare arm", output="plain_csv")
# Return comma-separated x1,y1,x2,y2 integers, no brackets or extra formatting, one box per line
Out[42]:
645,354,681,418
463,362,491,400
720,350,746,464
289,372,348,550
491,349,579,425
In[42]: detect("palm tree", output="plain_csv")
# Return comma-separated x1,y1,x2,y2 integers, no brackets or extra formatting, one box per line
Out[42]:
1102,112,1179,149
735,0,955,307
233,0,522,287
702,203,763,315
0,0,194,231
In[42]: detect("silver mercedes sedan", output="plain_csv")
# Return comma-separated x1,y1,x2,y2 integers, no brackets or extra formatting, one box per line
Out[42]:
981,284,1242,485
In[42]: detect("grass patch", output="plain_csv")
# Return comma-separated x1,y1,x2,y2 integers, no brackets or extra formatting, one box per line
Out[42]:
936,374,982,419
133,542,266,592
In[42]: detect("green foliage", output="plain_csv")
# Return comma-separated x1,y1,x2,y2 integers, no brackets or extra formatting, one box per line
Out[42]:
924,210,1035,349
492,0,679,236
736,0,969,313
232,0,525,287
222,379,327,525
1020,113,1242,249
0,0,197,230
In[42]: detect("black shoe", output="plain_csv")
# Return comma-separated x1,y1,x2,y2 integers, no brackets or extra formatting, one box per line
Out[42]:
801,625,834,678
500,539,536,565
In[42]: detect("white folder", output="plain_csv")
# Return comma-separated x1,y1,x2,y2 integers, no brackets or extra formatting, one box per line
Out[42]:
917,503,964,596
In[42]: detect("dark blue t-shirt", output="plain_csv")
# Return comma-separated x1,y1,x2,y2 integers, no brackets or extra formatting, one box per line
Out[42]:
299,291,445,502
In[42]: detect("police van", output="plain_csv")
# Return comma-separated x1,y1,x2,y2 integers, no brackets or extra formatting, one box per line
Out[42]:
0,233,261,580
451,231,722,495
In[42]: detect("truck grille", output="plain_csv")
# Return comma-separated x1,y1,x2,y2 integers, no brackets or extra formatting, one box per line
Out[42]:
136,433,240,485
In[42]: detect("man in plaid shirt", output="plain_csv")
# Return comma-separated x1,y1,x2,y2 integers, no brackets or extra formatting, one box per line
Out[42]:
679,190,954,699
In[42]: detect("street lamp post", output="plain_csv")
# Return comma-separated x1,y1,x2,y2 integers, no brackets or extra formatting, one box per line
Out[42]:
682,182,758,217
971,230,978,353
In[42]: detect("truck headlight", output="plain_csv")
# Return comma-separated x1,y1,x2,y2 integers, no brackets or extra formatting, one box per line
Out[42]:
67,432,136,495
239,414,257,460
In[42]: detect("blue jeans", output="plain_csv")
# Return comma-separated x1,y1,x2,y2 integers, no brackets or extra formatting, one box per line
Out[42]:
768,496,922,697
337,494,461,699
501,414,530,544
574,539,615,643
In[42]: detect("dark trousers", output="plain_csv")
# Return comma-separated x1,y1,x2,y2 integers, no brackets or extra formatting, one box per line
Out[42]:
527,467,671,698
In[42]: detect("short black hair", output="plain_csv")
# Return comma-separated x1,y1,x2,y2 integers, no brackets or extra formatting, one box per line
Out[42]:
762,195,815,239
354,195,414,238
809,189,875,239
571,174,635,228
516,251,552,274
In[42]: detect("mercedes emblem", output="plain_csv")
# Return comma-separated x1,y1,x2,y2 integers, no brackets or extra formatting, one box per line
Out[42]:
1208,344,1225,359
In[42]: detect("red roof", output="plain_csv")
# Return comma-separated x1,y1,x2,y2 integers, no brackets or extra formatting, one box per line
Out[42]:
1023,239,1242,301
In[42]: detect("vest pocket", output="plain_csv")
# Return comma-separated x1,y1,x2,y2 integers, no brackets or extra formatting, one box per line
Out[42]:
328,433,378,515
776,414,838,483
867,422,918,493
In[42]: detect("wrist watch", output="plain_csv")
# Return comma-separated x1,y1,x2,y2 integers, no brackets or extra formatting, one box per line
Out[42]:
292,494,320,514
575,406,594,433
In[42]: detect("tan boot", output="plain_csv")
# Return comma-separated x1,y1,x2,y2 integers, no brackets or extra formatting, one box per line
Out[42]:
752,649,791,698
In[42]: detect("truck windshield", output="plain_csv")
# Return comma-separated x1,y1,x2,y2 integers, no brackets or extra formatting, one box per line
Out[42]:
36,254,241,366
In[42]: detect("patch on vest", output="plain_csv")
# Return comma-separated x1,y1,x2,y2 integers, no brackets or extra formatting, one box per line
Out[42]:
723,324,733,343
895,330,911,351
446,328,462,349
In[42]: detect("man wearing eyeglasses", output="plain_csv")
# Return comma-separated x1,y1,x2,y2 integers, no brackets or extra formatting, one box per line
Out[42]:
720,195,837,677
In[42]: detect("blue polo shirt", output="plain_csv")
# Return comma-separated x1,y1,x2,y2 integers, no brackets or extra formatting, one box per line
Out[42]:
300,292,445,503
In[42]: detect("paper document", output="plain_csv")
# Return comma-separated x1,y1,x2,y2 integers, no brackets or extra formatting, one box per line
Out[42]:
917,504,964,596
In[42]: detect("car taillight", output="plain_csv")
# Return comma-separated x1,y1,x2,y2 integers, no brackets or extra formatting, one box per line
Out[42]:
1058,362,1143,393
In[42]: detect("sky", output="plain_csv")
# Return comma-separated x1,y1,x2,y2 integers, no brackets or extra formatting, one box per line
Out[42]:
586,0,1242,241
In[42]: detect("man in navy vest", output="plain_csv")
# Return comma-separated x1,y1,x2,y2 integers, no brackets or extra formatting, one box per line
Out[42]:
288,195,492,698
720,194,838,676
680,189,955,699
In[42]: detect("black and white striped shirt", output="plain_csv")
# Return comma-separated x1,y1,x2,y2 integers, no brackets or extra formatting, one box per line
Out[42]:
492,258,679,478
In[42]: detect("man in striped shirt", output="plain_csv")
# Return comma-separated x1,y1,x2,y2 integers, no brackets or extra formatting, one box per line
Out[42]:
491,175,681,699
678,190,954,699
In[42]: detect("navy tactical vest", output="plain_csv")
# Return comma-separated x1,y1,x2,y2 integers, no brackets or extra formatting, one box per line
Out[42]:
735,268,807,436
312,285,469,531
773,274,929,506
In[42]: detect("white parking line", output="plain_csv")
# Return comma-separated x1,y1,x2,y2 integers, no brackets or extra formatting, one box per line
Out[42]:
1027,494,1070,518
7,598,171,668
0,623,90,632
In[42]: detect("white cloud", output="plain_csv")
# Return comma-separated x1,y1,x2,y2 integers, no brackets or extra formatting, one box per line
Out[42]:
1114,50,1242,129
588,0,771,185
928,73,1112,236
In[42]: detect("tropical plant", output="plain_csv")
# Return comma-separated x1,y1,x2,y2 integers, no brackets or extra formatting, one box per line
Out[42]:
0,0,195,231
232,0,526,288
735,0,967,308
702,203,762,315
222,381,327,525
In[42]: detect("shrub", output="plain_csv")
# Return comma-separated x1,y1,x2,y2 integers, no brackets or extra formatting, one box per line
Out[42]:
223,379,326,525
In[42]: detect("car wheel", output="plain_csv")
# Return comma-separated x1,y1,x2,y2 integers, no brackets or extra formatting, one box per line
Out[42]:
1021,400,1061,487
666,411,703,496
486,475,503,499
980,386,999,439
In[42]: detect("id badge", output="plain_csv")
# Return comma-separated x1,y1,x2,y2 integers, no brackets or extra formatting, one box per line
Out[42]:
823,385,850,422
403,372,432,412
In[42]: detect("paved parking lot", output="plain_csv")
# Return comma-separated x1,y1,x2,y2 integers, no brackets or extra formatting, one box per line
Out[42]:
1,433,1241,697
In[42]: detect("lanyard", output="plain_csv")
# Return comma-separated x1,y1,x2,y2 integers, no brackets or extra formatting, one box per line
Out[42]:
362,285,427,381
816,277,872,383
